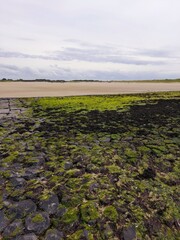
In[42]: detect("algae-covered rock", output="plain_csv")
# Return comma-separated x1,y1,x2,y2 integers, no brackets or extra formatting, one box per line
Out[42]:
140,167,156,179
67,229,94,240
106,165,121,174
25,211,50,234
0,210,9,232
55,205,67,218
98,190,114,205
122,226,136,240
66,169,82,178
80,201,99,224
45,228,64,240
7,199,37,219
2,219,24,238
64,161,73,170
39,194,59,214
103,223,114,239
16,233,38,240
103,205,118,221
10,177,26,188
61,207,79,225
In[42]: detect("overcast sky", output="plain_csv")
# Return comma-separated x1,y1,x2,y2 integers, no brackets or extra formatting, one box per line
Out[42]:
0,0,180,80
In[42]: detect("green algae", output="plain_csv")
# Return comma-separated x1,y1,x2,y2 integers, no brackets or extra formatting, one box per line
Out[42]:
62,207,79,224
106,165,121,174
31,91,180,113
103,205,118,221
80,202,99,223
31,213,44,223
67,230,94,240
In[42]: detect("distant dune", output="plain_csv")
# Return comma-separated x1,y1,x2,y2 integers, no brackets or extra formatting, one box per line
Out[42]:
0,81,180,98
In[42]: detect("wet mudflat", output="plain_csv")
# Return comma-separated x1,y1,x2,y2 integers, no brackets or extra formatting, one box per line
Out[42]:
0,93,180,239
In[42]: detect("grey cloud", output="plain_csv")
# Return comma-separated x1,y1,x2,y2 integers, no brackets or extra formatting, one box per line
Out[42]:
0,51,30,58
0,64,73,80
138,49,173,58
1,63,179,81
62,39,179,58
44,68,180,81
0,64,38,79
1,38,178,66
0,50,54,60
0,64,20,71
50,47,165,65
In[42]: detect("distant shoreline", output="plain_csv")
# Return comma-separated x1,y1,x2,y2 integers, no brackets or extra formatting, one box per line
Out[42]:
1,78,180,83
0,81,180,98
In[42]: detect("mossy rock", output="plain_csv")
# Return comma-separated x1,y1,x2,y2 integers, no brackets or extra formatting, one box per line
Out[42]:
101,223,114,239
66,178,82,189
124,148,138,159
80,202,99,223
103,205,118,221
66,169,81,178
25,212,50,234
2,219,24,238
98,190,115,205
62,195,84,208
67,229,94,240
31,213,44,223
106,165,121,174
61,207,79,224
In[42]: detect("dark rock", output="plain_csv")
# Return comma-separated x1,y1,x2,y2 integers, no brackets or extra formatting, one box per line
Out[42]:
8,199,37,219
39,194,59,214
64,161,73,170
45,229,63,240
22,167,41,180
25,212,50,234
102,137,111,142
72,156,83,164
140,167,156,179
89,183,99,193
145,218,162,236
0,177,6,185
0,210,9,232
82,229,91,239
2,219,24,238
3,200,12,207
10,177,26,188
55,206,67,218
122,226,136,240
124,136,133,141
86,164,99,173
16,233,38,240
35,142,42,150
36,153,46,165
174,219,180,231
99,167,109,174
103,223,114,238
55,186,63,200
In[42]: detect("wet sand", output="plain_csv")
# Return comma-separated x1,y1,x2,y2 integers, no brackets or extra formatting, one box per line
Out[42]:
0,81,180,98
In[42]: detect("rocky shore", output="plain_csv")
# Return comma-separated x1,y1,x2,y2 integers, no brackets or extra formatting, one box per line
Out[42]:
0,95,179,239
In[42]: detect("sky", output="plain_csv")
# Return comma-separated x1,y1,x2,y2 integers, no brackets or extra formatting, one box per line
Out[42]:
0,0,180,80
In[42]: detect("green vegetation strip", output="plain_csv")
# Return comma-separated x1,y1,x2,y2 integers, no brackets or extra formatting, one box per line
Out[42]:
32,91,180,112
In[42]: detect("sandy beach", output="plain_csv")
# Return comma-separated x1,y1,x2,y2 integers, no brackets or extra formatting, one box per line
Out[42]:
0,81,180,98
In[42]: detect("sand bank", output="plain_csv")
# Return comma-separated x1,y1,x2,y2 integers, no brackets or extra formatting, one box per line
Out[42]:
0,81,180,98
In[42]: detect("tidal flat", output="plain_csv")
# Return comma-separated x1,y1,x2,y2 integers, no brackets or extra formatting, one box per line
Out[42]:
0,92,180,239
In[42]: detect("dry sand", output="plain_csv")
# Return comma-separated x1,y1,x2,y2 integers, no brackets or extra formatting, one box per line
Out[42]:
0,81,180,98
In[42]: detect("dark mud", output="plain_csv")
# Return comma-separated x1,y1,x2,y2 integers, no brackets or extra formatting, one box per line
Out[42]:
0,98,180,239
